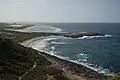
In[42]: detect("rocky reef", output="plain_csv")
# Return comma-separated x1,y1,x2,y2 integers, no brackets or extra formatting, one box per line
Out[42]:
64,32,104,38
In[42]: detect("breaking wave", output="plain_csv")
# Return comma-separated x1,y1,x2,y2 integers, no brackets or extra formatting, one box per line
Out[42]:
29,36,115,76
65,34,112,40
5,25,63,33
49,26,62,32
51,41,66,45
78,35,112,39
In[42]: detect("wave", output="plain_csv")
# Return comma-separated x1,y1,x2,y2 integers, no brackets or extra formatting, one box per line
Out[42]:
78,35,112,39
49,26,62,32
42,49,115,76
5,26,36,32
51,41,66,45
5,25,63,33
7,24,25,27
65,34,112,40
32,37,57,50
26,36,115,76
45,52,115,76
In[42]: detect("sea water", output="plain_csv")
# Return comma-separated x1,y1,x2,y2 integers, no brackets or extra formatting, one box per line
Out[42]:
20,23,120,76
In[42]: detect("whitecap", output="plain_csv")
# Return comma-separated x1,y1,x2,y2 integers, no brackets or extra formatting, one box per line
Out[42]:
23,35,115,76
49,26,62,32
5,24,63,33
7,24,25,27
32,45,115,76
77,34,112,40
51,41,66,45
43,51,115,76
31,37,57,51
51,46,56,51
105,34,112,37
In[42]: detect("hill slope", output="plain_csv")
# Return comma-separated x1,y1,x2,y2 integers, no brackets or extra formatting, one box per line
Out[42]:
0,37,37,79
0,37,70,80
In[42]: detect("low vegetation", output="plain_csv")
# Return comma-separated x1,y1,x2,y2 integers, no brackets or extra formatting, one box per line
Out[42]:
0,23,69,80
114,73,120,80
0,37,36,79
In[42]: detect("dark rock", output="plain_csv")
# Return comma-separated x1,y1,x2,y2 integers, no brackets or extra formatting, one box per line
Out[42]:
64,32,104,38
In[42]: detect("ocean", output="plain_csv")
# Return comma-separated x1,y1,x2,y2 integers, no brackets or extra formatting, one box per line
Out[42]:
20,23,120,76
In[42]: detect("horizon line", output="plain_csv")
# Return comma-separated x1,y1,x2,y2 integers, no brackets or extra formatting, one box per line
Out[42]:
0,21,120,24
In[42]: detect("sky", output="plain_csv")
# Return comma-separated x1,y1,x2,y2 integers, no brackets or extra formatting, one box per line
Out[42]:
0,0,120,22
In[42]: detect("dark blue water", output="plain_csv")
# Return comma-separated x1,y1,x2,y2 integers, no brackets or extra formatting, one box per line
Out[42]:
41,23,120,75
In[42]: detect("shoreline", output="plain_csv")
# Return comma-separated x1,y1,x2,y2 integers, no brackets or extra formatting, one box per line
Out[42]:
0,23,115,80
21,36,114,80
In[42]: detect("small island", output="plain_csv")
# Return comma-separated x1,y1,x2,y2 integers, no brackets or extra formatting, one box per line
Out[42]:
64,32,104,38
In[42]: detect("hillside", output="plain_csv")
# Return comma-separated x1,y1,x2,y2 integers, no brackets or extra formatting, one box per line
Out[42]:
0,37,70,80
0,37,36,79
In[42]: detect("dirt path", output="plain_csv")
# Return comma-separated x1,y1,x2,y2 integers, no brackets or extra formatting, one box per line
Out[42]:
18,56,37,80
63,69,86,80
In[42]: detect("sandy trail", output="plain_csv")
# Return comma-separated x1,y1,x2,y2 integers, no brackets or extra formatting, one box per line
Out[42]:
19,60,37,80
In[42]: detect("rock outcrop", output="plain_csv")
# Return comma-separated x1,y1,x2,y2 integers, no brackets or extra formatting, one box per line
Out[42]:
64,32,104,38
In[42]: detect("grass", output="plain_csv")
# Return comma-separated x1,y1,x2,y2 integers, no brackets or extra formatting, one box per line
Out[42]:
0,37,66,80
0,37,36,79
0,23,68,80
114,73,120,80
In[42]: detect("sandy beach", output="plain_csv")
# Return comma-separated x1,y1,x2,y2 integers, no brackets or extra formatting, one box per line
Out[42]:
21,36,87,80
21,36,113,80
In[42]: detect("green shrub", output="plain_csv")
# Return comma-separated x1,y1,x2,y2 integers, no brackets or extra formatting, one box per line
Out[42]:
114,73,120,80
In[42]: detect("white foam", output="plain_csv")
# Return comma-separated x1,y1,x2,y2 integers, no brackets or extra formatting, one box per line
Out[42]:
32,37,57,50
51,46,56,51
7,24,24,27
5,24,63,33
5,26,36,32
77,34,112,39
105,34,112,37
51,41,66,45
41,50,115,76
24,35,115,76
77,53,88,62
59,56,115,76
49,26,62,32
40,51,115,76
33,45,115,76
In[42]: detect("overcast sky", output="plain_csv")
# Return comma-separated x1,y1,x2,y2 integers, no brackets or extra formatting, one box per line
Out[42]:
0,0,120,22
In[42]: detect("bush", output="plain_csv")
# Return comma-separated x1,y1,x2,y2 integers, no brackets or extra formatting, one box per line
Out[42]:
114,73,120,80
